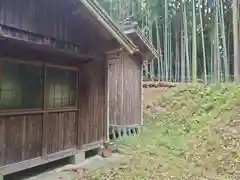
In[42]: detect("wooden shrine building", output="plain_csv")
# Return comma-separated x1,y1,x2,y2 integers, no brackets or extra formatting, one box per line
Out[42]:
108,20,160,138
0,0,139,175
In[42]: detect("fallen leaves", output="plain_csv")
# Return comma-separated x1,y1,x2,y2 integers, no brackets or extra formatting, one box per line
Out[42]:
82,84,240,180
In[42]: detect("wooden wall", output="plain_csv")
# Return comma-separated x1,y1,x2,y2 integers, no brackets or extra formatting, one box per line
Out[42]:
44,112,77,154
0,58,107,173
78,60,107,146
0,0,109,173
0,0,106,49
0,111,77,167
0,0,75,41
0,114,42,166
108,51,142,127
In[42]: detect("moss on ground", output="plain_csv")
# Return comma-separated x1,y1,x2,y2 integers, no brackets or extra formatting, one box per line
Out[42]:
83,83,240,180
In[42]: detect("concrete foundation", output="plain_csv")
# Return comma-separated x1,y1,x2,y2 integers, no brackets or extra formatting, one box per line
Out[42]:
70,151,85,165
70,147,101,165
3,153,125,180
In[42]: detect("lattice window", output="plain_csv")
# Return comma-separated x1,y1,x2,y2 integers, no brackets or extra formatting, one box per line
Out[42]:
46,67,77,108
0,61,42,110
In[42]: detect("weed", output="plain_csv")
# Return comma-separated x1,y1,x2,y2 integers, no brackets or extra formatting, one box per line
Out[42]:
85,84,240,180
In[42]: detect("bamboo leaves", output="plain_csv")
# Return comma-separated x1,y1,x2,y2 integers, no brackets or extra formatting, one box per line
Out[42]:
99,0,239,84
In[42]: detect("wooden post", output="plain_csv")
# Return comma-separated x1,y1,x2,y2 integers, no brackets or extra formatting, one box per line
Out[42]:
77,65,84,149
0,59,3,110
107,59,110,141
42,65,47,158
140,62,144,126
106,57,110,142
76,69,80,148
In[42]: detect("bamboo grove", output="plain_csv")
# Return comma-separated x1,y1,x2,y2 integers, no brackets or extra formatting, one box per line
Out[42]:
99,0,240,83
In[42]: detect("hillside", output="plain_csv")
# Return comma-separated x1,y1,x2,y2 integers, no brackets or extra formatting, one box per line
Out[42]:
87,84,240,180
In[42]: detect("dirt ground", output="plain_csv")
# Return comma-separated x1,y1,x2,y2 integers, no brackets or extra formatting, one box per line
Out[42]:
88,84,240,180
143,87,169,107
3,87,171,180
5,154,124,180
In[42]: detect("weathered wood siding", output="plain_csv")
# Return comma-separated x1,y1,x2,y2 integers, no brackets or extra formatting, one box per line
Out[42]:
0,114,43,166
0,0,76,42
0,0,107,50
0,0,110,175
108,51,142,127
0,57,108,174
0,111,78,167
44,111,77,155
78,60,107,147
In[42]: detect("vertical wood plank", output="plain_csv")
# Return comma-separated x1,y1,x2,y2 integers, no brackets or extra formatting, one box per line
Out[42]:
141,62,144,126
58,112,64,151
76,70,80,148
0,118,5,166
108,52,142,128
42,113,47,157
42,64,47,157
63,112,76,149
24,115,42,160
121,54,124,126
5,116,24,165
78,59,107,146
105,57,109,141
117,56,121,125
0,114,43,166
77,66,84,148
21,116,26,161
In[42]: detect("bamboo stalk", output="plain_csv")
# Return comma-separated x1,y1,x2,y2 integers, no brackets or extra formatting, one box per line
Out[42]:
156,20,161,81
219,0,229,81
183,1,190,82
199,0,207,83
169,22,172,82
180,1,185,82
164,0,169,82
192,0,197,83
233,0,239,81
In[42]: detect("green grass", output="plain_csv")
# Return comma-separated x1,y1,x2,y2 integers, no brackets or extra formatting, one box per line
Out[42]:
86,83,240,180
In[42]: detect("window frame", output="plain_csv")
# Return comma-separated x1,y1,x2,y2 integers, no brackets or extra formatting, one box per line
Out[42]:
45,64,78,110
0,58,79,114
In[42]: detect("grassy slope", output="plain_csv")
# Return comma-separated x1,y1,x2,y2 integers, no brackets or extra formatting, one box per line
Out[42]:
88,84,240,180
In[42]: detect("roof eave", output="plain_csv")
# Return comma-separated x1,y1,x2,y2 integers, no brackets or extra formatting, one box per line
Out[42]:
80,0,138,55
124,27,161,61
135,28,161,60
